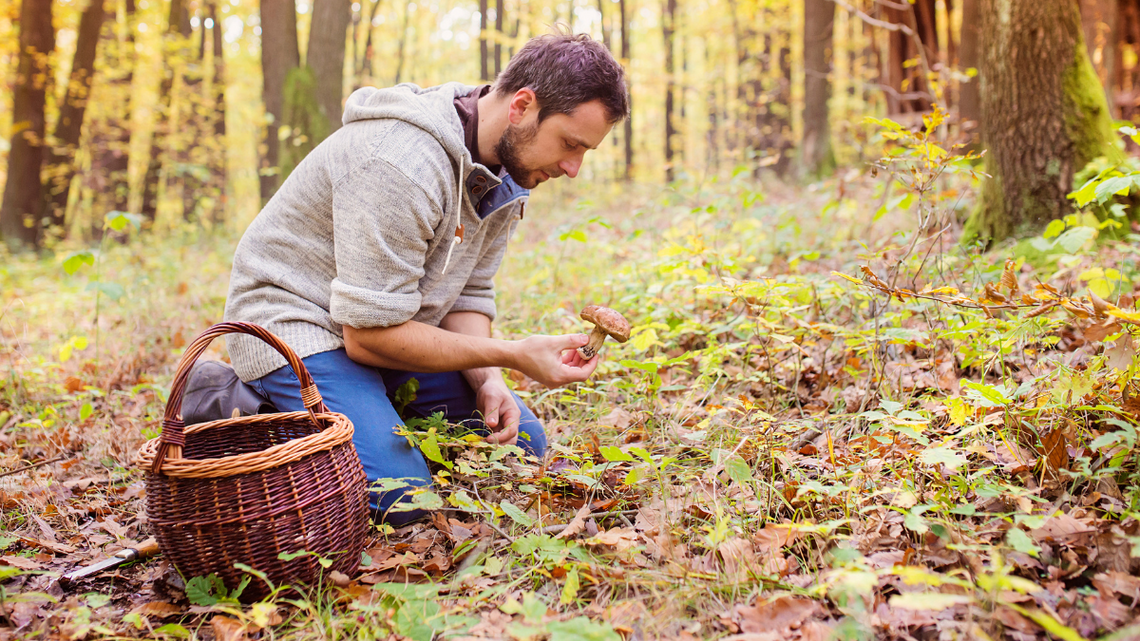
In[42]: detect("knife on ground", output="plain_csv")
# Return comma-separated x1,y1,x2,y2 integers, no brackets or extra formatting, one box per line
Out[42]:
58,539,160,589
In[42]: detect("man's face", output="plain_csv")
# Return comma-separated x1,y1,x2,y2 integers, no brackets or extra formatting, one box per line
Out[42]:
494,99,613,189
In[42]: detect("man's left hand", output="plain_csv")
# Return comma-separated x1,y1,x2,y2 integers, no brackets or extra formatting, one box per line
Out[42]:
475,379,521,445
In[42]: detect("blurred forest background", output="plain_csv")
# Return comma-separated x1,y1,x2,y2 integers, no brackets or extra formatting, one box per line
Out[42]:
0,0,1134,250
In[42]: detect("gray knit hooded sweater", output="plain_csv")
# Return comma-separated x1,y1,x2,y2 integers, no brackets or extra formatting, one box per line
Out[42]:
223,83,528,381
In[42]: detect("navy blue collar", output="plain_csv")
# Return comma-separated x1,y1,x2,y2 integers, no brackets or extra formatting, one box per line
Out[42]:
466,168,528,219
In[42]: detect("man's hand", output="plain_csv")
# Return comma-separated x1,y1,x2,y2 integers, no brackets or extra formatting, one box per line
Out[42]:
514,334,600,387
475,378,521,445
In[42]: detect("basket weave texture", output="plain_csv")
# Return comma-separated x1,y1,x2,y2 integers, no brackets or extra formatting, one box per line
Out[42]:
136,322,369,600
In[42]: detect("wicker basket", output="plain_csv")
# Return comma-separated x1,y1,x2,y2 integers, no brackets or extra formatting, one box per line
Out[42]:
136,322,369,601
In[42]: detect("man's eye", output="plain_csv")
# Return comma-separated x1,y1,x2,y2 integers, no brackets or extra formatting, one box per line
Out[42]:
564,141,575,150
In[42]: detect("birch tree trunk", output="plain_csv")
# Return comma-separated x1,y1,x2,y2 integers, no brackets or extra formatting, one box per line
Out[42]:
0,0,55,247
965,0,1121,244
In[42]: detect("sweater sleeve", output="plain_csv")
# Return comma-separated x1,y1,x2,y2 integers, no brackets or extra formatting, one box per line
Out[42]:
329,157,443,329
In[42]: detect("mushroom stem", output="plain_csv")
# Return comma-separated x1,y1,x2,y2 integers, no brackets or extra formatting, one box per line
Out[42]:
578,326,608,359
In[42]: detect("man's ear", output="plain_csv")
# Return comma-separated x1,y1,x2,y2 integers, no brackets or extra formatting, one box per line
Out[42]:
507,88,538,125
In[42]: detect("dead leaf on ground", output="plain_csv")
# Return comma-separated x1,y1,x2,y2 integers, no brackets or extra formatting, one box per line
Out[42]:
1030,512,1097,544
735,595,818,634
1,555,43,570
555,503,593,540
129,601,184,619
210,614,250,641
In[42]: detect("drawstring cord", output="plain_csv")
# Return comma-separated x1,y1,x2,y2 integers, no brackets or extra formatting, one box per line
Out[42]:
441,155,464,275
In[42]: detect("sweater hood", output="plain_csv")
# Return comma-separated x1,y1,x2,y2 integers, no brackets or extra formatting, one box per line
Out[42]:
342,82,473,167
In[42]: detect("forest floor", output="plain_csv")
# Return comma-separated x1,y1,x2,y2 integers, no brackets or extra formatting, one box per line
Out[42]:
3,158,1140,640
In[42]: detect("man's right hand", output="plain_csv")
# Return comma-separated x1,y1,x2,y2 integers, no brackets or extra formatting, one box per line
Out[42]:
512,333,600,387
343,322,600,388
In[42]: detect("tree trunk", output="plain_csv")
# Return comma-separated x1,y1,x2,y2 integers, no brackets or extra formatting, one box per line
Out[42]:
480,0,489,81
1081,0,1118,117
259,0,300,202
42,0,107,234
141,0,190,221
360,0,382,85
394,0,413,84
495,0,504,76
598,0,612,52
663,0,677,182
0,0,55,248
959,0,981,135
885,0,937,114
308,0,350,135
620,0,633,180
801,0,835,178
208,0,226,223
90,0,136,221
966,0,1121,244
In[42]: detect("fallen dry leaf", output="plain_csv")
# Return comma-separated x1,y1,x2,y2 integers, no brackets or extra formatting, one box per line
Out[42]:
210,615,250,641
129,601,184,619
555,503,593,540
1,555,43,570
734,595,818,634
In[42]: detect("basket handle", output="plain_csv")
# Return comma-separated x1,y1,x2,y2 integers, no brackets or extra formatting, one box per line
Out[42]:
151,321,328,474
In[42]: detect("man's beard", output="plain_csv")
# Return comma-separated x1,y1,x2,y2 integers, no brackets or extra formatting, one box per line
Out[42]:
494,120,540,188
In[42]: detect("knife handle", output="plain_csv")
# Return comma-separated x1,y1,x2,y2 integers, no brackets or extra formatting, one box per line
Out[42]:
119,538,160,560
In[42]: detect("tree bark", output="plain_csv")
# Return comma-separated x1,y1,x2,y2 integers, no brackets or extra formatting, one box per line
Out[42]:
801,0,835,178
966,0,1121,244
0,0,55,247
620,0,633,180
308,0,350,135
259,0,300,202
1081,0,1118,117
141,0,190,221
360,0,382,84
89,0,136,221
42,0,107,233
495,0,504,76
885,0,937,114
663,0,677,182
480,0,489,81
959,0,981,134
208,0,226,222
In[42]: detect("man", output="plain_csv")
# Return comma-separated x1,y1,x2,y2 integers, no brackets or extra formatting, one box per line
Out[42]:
217,33,629,524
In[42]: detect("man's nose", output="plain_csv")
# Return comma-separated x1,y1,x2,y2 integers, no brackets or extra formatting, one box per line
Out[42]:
559,155,582,179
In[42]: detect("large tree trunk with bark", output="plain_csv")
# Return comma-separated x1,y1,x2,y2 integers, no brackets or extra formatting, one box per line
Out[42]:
801,0,835,178
308,0,350,135
42,0,106,234
966,0,1121,244
259,0,300,202
0,0,55,248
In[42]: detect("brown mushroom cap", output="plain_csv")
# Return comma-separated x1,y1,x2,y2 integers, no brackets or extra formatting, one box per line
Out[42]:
580,305,631,342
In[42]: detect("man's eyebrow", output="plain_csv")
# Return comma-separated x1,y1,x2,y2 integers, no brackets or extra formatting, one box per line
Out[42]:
566,135,598,150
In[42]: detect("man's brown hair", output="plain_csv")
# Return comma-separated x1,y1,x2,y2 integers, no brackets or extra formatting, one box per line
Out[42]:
493,31,630,124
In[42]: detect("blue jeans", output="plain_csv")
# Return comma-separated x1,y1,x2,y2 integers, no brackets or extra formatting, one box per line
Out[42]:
249,348,546,525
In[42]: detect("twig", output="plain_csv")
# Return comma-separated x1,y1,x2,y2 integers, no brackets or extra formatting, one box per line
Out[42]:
539,509,640,535
0,455,65,479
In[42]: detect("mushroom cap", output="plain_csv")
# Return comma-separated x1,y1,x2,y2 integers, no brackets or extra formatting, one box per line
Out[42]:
580,305,631,342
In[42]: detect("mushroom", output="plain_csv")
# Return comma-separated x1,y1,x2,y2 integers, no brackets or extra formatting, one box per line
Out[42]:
577,305,630,360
